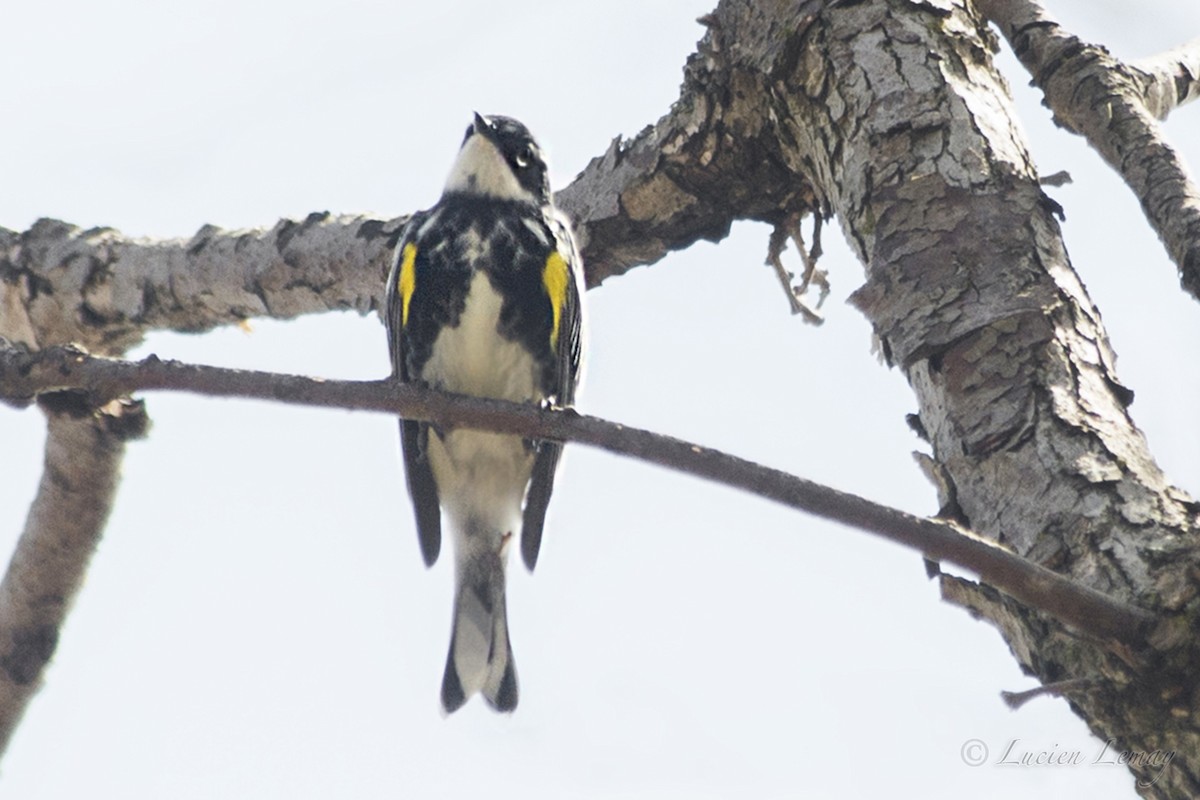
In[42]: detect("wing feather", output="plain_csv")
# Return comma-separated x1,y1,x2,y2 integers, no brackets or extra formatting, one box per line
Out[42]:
386,213,443,567
520,211,584,571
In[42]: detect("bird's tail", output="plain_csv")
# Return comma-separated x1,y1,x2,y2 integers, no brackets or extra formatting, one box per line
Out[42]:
441,545,518,714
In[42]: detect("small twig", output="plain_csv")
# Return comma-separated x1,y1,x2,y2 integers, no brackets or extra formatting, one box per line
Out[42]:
1001,677,1099,710
0,343,1159,647
787,214,830,312
766,222,807,317
765,214,826,324
1039,170,1073,187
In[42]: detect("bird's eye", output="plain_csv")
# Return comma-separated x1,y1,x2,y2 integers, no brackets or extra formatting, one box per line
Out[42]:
515,146,535,169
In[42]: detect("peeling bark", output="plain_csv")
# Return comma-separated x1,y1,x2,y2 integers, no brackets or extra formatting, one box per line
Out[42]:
978,0,1200,303
750,0,1200,794
0,214,405,355
556,19,823,286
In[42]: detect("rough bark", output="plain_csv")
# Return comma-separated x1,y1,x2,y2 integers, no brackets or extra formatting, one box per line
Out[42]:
0,214,405,355
1133,38,1200,121
2,0,1199,794
978,0,1200,303
0,400,146,755
757,0,1200,794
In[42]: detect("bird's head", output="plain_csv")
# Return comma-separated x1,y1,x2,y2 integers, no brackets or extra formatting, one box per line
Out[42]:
442,113,552,205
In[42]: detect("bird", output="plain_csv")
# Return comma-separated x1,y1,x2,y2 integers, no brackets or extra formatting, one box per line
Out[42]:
385,113,584,714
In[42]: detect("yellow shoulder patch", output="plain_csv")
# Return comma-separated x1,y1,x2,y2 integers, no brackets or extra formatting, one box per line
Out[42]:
543,251,570,350
398,243,418,327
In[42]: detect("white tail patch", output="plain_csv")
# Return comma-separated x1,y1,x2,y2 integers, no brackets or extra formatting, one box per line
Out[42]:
451,588,493,699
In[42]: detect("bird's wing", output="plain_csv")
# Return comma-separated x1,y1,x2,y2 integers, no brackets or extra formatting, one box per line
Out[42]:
386,211,443,567
520,210,585,571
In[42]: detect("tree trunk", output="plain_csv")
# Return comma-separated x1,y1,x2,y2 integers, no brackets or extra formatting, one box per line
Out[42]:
755,0,1198,794
573,0,1200,793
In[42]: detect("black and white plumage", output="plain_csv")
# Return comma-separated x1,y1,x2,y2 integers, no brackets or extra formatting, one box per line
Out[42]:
385,114,584,714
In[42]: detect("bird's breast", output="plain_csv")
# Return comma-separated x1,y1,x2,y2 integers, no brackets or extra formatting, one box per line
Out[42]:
422,271,541,404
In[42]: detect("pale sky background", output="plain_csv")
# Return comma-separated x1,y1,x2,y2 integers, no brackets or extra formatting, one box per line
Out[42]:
2,2,1198,798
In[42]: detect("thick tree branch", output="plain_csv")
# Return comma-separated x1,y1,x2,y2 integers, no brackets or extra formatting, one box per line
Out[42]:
0,214,406,355
0,400,147,755
556,46,822,287
0,343,1158,648
977,0,1200,302
0,9,829,349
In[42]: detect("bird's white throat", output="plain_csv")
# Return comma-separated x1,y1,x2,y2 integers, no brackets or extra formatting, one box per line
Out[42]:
443,134,534,202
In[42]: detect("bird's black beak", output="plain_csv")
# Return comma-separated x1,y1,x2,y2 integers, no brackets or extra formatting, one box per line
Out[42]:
472,112,491,138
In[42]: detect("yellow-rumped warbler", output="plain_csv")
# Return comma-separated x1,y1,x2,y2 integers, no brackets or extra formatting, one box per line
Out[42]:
385,114,584,713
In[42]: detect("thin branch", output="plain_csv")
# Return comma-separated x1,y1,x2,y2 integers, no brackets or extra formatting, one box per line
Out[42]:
787,214,830,312
0,400,147,755
765,219,811,319
764,213,828,324
977,0,1200,302
1134,38,1200,120
0,343,1158,647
